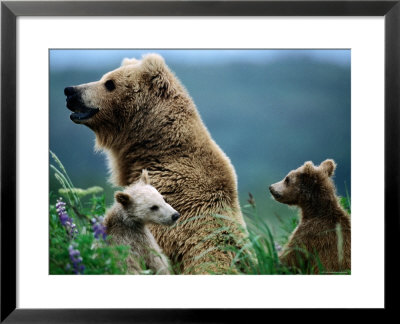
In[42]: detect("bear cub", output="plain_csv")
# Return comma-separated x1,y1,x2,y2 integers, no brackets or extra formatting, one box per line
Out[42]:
104,170,180,274
269,159,351,273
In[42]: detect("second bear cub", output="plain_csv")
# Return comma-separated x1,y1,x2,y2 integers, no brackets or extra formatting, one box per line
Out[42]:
104,170,180,274
269,159,351,273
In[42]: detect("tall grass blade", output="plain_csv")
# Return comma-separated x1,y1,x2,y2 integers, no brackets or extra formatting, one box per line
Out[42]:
50,150,82,209
336,223,344,266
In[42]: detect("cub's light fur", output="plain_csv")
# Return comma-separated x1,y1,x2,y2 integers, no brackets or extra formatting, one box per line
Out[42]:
65,53,246,274
104,170,179,274
269,159,351,273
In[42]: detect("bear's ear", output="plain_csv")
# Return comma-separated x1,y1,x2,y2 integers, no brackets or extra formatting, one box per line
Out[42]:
320,159,336,177
121,57,139,66
115,191,131,207
303,161,314,174
141,54,174,97
139,169,150,185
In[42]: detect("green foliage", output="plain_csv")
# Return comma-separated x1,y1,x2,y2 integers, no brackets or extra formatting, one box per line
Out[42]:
72,233,130,275
88,194,106,216
339,192,351,214
338,182,351,214
59,186,104,198
50,150,81,209
339,197,351,214
226,204,295,274
49,204,72,274
50,151,130,275
49,195,130,275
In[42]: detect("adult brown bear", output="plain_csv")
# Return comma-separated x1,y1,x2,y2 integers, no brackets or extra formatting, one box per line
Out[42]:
64,54,247,274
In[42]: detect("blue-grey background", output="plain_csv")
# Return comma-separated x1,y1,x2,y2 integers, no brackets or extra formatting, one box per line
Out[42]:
50,49,351,234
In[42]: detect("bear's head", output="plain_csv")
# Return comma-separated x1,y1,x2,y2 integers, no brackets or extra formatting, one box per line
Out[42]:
114,170,180,226
269,159,337,206
64,54,179,145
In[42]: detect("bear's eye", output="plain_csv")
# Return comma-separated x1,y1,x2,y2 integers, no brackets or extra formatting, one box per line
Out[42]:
285,177,290,185
150,205,159,211
104,80,116,91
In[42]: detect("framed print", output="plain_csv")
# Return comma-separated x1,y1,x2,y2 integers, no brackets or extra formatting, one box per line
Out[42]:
1,0,399,322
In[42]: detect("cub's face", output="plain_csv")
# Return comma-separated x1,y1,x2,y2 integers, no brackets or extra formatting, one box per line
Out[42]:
269,168,302,205
269,159,336,206
64,54,174,129
115,183,180,226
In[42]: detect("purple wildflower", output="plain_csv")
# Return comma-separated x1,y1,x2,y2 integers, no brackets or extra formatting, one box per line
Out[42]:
56,198,78,238
91,216,107,240
274,241,283,253
68,244,85,274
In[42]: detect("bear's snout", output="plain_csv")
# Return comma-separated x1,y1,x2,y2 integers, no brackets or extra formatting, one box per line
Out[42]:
269,186,281,199
171,212,180,222
64,85,100,123
64,86,82,110
64,86,77,97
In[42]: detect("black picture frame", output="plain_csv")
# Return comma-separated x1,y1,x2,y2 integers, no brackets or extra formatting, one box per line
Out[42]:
1,0,398,322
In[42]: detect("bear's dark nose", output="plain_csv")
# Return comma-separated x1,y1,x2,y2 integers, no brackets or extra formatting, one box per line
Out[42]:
269,186,281,199
64,87,76,96
171,212,180,221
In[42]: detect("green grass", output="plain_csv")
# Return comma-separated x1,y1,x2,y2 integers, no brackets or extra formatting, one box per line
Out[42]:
49,205,130,274
50,153,131,275
49,151,351,275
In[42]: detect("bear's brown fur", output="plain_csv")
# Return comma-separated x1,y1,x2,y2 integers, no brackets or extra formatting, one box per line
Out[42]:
65,54,246,274
269,159,351,273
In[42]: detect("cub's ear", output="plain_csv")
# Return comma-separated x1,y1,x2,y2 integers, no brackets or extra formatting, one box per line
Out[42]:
141,53,174,97
320,159,336,177
139,169,150,185
115,191,131,207
303,161,314,174
121,57,139,66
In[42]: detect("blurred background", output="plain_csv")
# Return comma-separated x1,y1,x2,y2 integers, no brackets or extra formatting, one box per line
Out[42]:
50,49,351,235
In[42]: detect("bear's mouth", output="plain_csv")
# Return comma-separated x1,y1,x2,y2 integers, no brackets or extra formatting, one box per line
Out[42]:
66,97,99,123
69,107,99,123
269,187,282,200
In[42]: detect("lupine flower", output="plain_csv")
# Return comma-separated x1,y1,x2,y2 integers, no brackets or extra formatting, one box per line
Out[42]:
274,241,283,253
91,216,107,240
68,244,85,274
56,198,78,238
